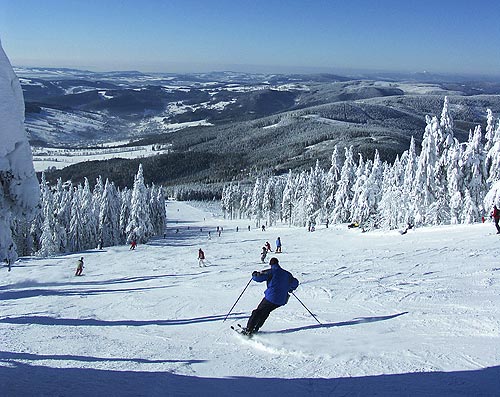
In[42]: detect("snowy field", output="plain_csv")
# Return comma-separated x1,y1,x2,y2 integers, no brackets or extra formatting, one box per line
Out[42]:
32,144,171,172
1,201,500,396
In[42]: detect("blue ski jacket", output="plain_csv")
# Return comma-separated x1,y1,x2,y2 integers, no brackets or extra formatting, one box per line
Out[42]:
252,263,299,306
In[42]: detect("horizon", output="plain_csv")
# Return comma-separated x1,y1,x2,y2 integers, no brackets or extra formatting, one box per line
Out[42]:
1,1,500,77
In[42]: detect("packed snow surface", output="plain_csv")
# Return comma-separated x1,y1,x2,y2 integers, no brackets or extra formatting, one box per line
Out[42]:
1,201,500,396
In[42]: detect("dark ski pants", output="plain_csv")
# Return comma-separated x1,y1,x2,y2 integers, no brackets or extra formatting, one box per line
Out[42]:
246,298,281,333
495,218,500,234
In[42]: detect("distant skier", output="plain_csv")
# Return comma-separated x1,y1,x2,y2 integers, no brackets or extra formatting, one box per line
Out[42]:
198,248,206,267
275,237,282,253
491,205,500,234
265,241,272,252
130,239,137,250
75,257,84,276
261,225,266,232
242,257,299,335
260,246,267,263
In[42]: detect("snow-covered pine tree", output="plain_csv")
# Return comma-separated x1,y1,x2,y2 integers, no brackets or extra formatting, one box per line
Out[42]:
126,164,152,244
331,146,356,224
486,116,500,184
37,175,58,257
281,170,295,226
119,188,131,243
304,160,324,227
378,159,405,229
250,177,264,227
461,125,487,221
352,150,383,229
484,109,496,154
149,184,166,236
446,139,464,224
349,153,368,223
324,145,342,217
401,137,418,225
53,178,71,252
262,178,277,227
68,184,85,252
99,179,122,247
413,116,439,225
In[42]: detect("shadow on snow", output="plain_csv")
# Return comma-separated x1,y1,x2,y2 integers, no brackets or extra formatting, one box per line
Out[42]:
0,358,498,397
0,313,247,327
264,312,409,334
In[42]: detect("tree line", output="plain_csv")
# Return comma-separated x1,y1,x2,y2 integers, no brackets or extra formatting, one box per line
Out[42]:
221,97,500,230
13,164,166,257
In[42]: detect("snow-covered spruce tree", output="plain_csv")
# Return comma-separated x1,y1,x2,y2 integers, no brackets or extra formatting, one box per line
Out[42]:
432,97,458,225
239,190,250,220
483,180,500,209
331,146,356,224
352,150,384,229
292,171,308,227
38,201,58,257
447,139,464,224
349,153,368,223
119,187,131,243
221,183,242,220
401,137,418,225
53,178,72,252
413,116,439,225
281,170,295,226
262,178,278,227
378,159,405,229
149,184,166,236
0,40,40,264
484,108,496,154
36,173,58,257
486,116,500,184
461,188,479,224
126,164,152,244
250,177,264,227
304,160,324,227
99,179,122,247
68,184,85,252
439,96,454,151
81,178,99,249
324,145,342,217
461,125,487,221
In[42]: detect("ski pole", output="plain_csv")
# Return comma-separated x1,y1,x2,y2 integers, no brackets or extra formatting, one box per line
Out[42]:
291,291,322,325
223,278,252,322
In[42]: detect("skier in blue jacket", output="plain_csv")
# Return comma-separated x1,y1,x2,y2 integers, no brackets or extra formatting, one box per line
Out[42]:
243,257,299,335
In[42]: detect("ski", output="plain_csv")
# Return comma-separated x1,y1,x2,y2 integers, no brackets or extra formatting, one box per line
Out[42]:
231,323,253,338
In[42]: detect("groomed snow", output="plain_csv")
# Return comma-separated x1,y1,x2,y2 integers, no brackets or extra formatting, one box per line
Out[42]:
1,201,499,396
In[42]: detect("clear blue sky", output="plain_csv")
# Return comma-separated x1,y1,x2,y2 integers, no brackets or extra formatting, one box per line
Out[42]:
1,0,499,75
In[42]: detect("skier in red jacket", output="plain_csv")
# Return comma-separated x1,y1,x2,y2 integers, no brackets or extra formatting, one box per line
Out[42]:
491,205,500,234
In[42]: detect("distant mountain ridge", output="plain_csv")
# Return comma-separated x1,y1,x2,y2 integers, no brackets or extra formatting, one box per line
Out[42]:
16,67,500,187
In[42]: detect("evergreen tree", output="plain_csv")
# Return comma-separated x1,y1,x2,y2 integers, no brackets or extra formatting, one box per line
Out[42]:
462,125,487,220
331,146,356,224
413,116,439,225
262,178,277,227
250,177,264,227
304,160,324,226
126,164,152,243
324,145,342,217
281,170,295,226
99,179,121,247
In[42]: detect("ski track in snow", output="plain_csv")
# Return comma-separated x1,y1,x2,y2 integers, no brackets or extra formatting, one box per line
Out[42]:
1,201,500,396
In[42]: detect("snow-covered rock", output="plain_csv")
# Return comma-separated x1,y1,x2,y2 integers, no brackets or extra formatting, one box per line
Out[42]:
0,39,40,263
